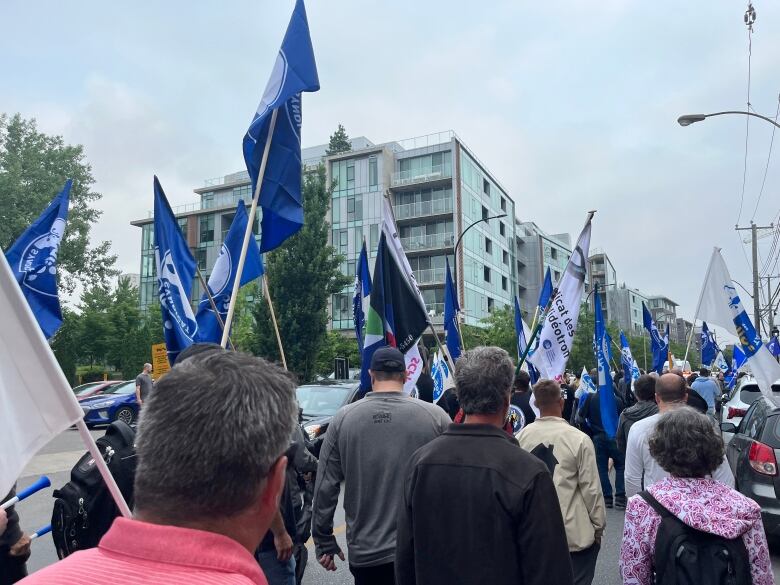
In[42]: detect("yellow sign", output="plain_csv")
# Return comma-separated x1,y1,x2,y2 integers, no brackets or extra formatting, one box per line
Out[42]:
151,343,171,380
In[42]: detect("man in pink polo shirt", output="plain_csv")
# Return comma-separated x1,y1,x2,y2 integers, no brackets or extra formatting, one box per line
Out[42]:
22,349,298,584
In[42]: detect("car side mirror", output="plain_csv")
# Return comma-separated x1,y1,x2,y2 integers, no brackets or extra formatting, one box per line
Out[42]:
720,394,730,403
720,422,738,433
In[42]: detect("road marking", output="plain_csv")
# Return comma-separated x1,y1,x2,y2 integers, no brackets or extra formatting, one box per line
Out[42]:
306,524,346,549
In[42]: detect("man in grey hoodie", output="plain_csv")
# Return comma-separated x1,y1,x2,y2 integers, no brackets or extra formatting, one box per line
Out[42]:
312,347,451,585
615,374,658,455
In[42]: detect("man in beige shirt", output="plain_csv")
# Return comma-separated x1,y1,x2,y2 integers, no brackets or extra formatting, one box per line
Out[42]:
517,379,606,585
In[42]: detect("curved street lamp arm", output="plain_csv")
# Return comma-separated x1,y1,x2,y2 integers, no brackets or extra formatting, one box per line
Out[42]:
679,110,780,131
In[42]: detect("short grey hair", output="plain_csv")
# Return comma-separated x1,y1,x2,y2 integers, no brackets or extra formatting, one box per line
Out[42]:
133,350,297,520
649,407,725,478
455,346,514,415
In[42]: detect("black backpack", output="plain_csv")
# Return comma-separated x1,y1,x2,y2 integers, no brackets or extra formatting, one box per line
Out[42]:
639,491,752,585
51,421,137,559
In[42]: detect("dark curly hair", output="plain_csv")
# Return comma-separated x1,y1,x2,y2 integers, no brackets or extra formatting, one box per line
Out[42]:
648,407,725,478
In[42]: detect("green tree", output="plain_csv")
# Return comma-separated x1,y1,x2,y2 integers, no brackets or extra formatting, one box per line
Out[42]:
230,282,262,352
51,309,81,384
250,165,350,382
325,124,351,155
106,276,154,378
0,113,117,294
75,284,114,367
315,331,361,377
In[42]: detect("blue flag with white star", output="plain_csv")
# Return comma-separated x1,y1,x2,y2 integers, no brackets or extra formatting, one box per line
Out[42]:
154,177,198,364
4,180,71,339
243,0,320,253
195,201,264,344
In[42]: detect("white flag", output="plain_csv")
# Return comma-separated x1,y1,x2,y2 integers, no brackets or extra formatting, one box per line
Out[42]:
0,252,84,498
382,197,427,393
431,350,455,404
528,215,592,381
697,248,780,398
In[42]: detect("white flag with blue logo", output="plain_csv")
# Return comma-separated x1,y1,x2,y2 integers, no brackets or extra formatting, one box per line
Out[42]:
431,350,454,404
697,248,780,398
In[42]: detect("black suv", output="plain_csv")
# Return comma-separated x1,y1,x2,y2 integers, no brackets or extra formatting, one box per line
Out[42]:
721,396,780,536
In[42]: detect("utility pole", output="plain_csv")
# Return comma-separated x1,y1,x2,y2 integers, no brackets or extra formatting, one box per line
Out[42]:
735,221,774,336
768,276,776,335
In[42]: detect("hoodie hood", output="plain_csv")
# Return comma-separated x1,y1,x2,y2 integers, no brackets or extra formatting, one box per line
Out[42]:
621,400,658,423
647,477,761,538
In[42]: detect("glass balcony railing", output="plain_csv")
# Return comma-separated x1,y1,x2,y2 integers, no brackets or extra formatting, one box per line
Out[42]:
399,233,455,252
393,197,453,220
391,163,453,188
426,302,445,324
415,267,446,285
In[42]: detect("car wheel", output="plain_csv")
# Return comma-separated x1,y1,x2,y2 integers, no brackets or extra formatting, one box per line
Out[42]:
114,407,135,425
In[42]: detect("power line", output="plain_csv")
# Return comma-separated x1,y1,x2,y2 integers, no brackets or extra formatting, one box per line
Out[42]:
737,3,756,226
751,95,780,222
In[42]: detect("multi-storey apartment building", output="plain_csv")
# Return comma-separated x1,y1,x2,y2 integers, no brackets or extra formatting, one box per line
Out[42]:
606,284,648,336
587,249,618,321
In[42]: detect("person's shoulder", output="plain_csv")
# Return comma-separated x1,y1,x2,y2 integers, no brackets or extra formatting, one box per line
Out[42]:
20,548,102,583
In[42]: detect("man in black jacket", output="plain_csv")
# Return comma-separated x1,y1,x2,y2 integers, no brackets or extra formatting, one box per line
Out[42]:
615,374,658,454
395,346,573,585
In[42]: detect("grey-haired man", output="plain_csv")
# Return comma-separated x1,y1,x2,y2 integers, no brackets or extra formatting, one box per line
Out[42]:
312,346,450,585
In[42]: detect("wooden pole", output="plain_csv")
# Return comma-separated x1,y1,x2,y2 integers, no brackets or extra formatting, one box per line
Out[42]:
195,268,235,351
264,273,287,370
221,108,279,348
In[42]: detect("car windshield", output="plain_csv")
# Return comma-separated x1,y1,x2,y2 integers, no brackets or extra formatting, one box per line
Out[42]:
100,381,134,395
73,382,103,396
740,383,780,405
296,385,352,417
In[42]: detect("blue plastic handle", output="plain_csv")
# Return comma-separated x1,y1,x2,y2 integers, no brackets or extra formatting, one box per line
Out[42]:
16,476,51,501
33,524,52,539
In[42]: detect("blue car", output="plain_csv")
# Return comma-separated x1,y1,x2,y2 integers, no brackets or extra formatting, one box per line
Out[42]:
80,380,139,427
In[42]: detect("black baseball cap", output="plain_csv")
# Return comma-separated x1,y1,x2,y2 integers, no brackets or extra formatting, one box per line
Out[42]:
370,347,406,373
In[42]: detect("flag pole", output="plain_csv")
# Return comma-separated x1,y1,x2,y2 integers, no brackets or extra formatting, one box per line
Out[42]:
221,108,279,348
683,248,718,367
515,288,558,376
428,322,455,368
75,419,132,518
263,273,287,370
195,267,235,350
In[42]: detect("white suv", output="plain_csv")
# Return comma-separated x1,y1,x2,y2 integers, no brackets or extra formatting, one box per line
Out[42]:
721,375,780,444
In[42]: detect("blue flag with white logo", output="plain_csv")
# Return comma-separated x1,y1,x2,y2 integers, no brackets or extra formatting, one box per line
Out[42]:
243,0,320,253
154,177,198,364
594,285,618,438
444,258,461,361
538,266,553,310
4,180,71,339
195,201,264,344
619,331,639,389
700,322,718,367
642,302,668,374
515,295,540,384
353,240,371,352
769,335,780,358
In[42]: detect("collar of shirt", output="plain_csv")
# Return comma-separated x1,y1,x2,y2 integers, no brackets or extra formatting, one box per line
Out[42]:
444,422,517,444
99,517,266,583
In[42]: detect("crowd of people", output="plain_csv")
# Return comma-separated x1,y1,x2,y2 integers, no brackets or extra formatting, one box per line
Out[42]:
0,345,776,585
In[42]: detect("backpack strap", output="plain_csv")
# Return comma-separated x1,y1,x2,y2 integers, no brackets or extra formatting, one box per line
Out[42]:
638,490,672,519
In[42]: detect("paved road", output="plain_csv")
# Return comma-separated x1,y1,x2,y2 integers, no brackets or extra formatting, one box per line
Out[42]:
15,429,780,583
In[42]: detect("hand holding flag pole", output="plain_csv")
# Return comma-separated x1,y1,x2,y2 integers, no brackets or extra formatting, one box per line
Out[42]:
1,476,50,510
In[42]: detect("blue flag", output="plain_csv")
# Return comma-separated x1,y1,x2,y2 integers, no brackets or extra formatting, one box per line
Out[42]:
700,322,718,367
243,0,320,253
642,302,668,374
538,266,553,310
444,258,461,361
195,201,264,344
4,180,71,339
353,241,372,352
515,295,539,384
619,331,638,389
154,177,198,364
594,286,619,438
768,335,780,358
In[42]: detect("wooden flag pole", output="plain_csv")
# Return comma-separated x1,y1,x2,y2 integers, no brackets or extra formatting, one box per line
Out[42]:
221,108,279,348
263,273,287,370
195,267,235,351
428,322,455,369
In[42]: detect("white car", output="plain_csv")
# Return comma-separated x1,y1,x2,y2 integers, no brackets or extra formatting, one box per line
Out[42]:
720,375,780,444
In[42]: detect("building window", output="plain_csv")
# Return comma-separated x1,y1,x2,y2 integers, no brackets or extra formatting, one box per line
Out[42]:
346,164,355,183
550,247,558,260
369,157,378,189
177,218,188,238
141,255,155,278
483,266,491,283
482,205,488,220
142,225,155,251
487,297,494,312
500,197,507,212
631,294,636,303
370,224,379,251
554,270,561,281
339,229,348,254
633,309,638,318
501,276,508,291
199,215,214,243
347,261,356,277
499,221,505,237
202,192,214,209
195,247,207,271
332,293,351,322
485,238,492,254
502,250,509,265
483,179,490,197
347,195,362,221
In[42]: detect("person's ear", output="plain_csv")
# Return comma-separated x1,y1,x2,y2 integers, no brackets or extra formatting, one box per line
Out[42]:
260,455,288,511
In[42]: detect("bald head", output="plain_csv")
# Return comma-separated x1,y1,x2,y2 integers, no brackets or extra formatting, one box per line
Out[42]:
656,373,687,406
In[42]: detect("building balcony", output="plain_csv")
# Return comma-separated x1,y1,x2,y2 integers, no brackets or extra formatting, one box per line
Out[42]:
426,302,444,324
400,233,455,253
391,163,453,188
393,197,453,221
415,267,446,285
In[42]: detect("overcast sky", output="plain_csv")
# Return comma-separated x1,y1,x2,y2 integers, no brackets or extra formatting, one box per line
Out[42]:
2,0,780,338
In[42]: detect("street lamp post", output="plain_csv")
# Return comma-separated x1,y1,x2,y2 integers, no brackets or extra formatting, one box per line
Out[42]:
678,111,780,131
451,213,508,307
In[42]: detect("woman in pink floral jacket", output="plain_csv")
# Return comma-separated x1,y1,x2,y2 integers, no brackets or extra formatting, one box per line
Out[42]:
619,407,774,585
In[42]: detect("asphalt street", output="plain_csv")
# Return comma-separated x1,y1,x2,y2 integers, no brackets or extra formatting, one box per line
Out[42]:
15,429,780,584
